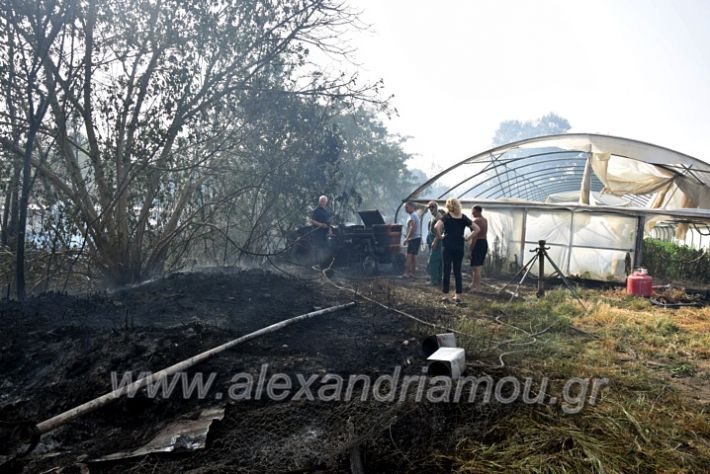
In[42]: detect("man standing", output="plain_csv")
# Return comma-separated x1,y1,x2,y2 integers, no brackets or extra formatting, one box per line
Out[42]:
468,205,488,290
310,195,333,269
402,201,422,278
425,201,443,285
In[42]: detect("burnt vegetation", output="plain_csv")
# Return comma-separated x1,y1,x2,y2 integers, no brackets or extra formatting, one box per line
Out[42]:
0,0,416,293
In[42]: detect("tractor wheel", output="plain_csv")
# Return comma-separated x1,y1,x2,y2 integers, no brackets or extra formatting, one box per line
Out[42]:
392,253,406,274
361,255,379,276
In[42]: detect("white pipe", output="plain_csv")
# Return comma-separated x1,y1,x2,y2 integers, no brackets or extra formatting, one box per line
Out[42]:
36,302,356,434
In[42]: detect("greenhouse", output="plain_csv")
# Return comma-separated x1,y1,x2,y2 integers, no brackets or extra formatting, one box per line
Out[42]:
399,134,710,281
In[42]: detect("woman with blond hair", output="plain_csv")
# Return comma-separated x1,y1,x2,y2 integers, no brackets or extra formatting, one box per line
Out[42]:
432,198,480,303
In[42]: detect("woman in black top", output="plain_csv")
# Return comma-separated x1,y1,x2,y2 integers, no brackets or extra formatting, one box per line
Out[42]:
432,198,480,303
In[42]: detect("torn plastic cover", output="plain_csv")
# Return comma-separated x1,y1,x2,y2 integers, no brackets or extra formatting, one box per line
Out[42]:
409,133,710,210
91,407,225,463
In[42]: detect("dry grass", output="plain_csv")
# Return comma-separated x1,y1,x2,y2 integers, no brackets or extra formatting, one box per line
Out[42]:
387,278,710,473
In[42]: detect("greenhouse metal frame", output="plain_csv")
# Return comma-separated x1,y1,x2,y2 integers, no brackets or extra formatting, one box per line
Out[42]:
396,134,710,281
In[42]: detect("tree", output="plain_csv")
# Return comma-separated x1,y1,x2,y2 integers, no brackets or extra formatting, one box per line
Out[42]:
1,0,383,286
330,107,415,220
0,0,64,299
182,96,414,266
492,112,571,146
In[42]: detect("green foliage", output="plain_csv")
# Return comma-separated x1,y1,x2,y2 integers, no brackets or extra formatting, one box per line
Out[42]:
330,109,417,220
670,364,695,377
1,0,410,286
642,239,710,283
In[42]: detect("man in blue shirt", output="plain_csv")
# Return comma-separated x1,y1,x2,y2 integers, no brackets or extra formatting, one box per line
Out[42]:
310,195,332,234
310,195,333,269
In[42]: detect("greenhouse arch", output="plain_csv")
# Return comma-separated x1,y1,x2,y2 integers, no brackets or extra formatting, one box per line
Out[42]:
398,133,710,281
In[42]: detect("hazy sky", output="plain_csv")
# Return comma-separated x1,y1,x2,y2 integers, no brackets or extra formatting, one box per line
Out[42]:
343,0,710,173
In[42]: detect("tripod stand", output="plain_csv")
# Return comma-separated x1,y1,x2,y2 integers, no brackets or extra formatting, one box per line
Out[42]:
498,240,586,308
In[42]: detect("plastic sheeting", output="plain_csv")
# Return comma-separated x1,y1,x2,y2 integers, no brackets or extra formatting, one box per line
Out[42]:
590,153,676,195
515,135,710,183
653,222,710,250
568,213,637,280
406,134,710,210
482,208,525,265
483,208,638,281
680,225,710,249
545,191,632,207
588,153,710,211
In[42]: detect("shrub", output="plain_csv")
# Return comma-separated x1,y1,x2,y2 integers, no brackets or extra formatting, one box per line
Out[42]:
642,239,710,284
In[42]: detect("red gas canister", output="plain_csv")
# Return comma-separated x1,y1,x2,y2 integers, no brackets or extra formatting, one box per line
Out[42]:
627,268,653,297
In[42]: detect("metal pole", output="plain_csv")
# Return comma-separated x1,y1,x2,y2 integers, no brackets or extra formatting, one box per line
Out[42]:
519,208,528,269
510,252,539,300
497,251,538,296
633,216,646,269
566,211,575,275
537,240,546,298
542,248,587,309
36,302,356,434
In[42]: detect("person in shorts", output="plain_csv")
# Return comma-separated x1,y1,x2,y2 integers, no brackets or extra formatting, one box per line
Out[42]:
403,201,421,278
468,205,488,290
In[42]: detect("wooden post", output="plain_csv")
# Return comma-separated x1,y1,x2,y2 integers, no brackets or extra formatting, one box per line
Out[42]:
537,240,546,298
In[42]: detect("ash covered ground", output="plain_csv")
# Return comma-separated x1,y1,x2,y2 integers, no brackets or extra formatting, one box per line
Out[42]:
1,269,495,473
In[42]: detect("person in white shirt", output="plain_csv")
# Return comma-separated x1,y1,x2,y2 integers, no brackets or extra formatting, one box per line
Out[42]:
403,201,422,278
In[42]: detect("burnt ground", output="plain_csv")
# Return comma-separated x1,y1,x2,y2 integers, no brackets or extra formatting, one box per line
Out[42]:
0,268,500,473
